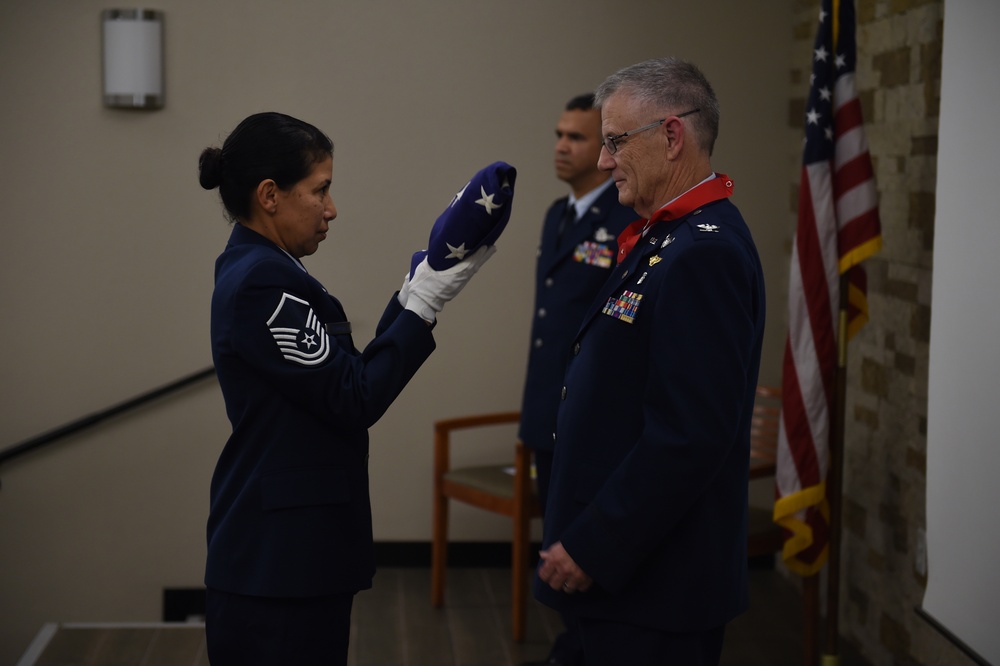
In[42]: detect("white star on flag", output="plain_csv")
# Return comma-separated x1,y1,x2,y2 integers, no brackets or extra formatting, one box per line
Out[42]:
450,182,469,208
475,186,502,215
445,242,468,260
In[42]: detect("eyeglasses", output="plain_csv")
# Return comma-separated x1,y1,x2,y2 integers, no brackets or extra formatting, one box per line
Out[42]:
603,108,700,155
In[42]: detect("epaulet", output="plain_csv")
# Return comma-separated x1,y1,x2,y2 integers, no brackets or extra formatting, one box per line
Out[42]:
684,208,724,239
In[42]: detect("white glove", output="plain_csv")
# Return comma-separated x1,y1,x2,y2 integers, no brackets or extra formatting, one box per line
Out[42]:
400,245,497,323
398,272,412,308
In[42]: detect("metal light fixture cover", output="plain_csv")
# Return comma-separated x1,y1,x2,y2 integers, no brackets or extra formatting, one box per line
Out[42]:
102,9,164,109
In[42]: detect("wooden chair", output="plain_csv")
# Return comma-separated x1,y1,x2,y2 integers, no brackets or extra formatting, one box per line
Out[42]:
431,411,541,642
747,385,785,557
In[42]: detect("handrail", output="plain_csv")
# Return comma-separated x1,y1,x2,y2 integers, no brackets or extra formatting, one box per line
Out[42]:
0,367,217,479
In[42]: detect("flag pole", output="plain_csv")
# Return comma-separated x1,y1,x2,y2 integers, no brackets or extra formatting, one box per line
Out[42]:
822,2,847,661
821,273,850,666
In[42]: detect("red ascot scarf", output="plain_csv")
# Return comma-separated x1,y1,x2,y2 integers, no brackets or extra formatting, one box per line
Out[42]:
616,173,734,264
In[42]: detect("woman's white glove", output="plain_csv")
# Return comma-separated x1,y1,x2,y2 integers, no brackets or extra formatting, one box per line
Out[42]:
398,245,497,323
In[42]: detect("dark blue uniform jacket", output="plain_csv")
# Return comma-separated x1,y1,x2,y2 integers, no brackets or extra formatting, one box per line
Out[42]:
518,186,636,452
533,198,766,632
207,223,435,598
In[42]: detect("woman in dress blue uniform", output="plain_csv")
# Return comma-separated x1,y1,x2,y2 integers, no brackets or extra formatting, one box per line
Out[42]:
198,112,509,665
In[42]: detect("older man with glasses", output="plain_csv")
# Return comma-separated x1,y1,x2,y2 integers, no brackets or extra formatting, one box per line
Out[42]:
532,57,766,666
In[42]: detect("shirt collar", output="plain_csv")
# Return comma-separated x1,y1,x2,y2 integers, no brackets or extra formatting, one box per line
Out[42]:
276,247,308,273
568,177,615,220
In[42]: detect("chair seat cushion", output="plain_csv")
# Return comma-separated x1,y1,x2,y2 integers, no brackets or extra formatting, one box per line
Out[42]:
443,465,523,499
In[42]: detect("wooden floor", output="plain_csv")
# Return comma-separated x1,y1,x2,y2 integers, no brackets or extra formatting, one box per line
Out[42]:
21,565,872,666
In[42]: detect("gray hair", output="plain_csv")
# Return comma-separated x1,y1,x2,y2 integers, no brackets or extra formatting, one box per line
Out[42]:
595,57,720,156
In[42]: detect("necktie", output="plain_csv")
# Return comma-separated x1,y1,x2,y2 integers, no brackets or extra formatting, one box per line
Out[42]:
557,201,576,243
616,173,734,264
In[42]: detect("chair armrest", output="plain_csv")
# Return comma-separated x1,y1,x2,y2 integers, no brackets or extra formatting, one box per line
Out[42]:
433,411,522,484
434,411,521,434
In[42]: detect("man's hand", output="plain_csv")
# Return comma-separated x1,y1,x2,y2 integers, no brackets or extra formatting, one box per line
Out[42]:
537,541,593,594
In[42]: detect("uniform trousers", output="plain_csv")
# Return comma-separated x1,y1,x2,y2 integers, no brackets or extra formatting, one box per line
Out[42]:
206,588,354,665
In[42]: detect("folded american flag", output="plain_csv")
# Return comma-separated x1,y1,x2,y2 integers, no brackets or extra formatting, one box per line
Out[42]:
410,161,516,276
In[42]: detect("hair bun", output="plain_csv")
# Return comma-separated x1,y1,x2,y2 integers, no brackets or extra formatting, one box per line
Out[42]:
198,147,224,190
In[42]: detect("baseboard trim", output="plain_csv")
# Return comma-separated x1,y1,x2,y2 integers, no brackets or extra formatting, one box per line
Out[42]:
165,542,775,620
162,541,536,621
374,540,540,567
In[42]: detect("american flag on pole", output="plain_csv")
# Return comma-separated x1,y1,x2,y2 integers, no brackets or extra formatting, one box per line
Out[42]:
774,0,881,576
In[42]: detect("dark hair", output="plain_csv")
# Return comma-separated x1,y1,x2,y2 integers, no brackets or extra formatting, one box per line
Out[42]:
565,93,596,112
595,57,720,156
198,112,333,223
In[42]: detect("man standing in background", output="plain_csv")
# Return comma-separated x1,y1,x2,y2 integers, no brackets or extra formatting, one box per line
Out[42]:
518,93,635,666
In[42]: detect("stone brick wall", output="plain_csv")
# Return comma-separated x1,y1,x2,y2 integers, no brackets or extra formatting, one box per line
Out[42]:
787,1,978,664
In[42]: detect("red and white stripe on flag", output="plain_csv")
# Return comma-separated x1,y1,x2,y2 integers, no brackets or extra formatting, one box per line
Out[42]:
774,0,882,576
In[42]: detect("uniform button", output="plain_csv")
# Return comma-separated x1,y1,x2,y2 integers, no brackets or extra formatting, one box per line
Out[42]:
545,278,555,288
573,343,581,356
538,308,547,318
561,386,567,400
534,338,543,348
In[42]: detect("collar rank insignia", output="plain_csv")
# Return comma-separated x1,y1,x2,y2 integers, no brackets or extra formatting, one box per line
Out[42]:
661,234,675,248
697,224,720,233
594,227,615,243
649,255,662,267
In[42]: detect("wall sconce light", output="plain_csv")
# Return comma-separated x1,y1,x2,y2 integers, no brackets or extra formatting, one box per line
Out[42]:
101,9,164,109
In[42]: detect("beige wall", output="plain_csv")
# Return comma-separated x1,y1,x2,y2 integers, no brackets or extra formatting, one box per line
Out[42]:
0,0,793,661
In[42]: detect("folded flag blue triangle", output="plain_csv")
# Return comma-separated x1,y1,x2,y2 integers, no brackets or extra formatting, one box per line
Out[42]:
410,161,516,276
